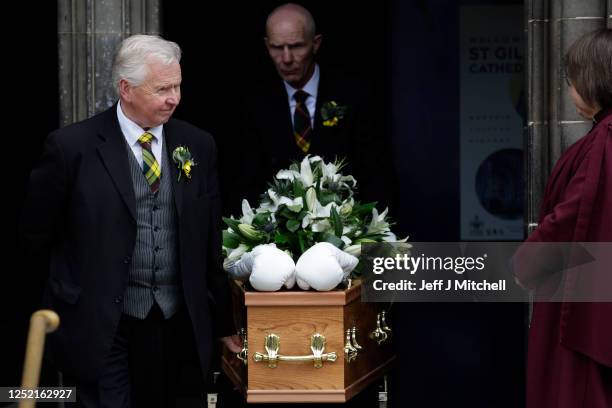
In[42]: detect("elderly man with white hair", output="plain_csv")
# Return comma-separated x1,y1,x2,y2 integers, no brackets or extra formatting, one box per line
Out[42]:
21,34,240,407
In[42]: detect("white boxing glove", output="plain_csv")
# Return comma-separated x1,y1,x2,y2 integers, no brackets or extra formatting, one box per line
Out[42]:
248,244,296,291
224,246,253,281
295,242,359,291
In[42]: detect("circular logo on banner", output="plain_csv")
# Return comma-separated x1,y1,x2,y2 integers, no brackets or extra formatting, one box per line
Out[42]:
475,148,523,220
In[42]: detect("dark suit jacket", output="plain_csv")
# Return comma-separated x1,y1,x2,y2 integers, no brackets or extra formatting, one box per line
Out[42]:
223,69,396,216
20,106,233,383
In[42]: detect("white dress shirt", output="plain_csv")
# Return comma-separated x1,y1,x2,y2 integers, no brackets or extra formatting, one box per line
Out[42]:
284,64,320,128
117,101,164,168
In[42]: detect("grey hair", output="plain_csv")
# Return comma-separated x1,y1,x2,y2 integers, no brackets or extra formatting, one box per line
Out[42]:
266,3,317,39
111,35,182,93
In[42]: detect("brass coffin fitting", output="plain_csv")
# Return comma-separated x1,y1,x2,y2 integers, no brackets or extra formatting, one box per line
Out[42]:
236,328,248,366
344,329,358,363
369,313,389,345
351,327,363,350
253,333,338,369
380,310,392,336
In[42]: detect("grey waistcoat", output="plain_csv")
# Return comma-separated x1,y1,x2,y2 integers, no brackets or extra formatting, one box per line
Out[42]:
123,141,182,319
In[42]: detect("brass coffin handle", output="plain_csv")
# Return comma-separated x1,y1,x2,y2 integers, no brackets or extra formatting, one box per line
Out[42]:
370,312,389,345
344,329,358,363
253,333,337,368
351,327,363,350
381,310,392,336
236,328,248,366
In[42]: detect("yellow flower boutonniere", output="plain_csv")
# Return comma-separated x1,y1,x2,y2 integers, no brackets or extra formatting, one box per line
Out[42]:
172,146,197,181
321,101,348,127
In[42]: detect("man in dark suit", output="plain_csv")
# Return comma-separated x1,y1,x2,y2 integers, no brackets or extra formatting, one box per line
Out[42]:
20,34,241,407
216,4,393,407
224,3,395,216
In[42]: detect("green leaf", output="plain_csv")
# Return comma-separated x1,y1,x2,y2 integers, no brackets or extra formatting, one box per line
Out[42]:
286,219,300,232
320,232,344,249
297,230,307,255
353,202,377,217
330,206,343,237
252,212,269,228
319,191,340,206
223,217,241,231
274,232,289,244
293,181,305,197
279,206,294,220
222,231,241,249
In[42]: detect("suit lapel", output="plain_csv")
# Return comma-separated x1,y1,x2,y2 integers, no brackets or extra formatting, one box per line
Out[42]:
163,121,184,218
96,108,137,221
313,73,335,155
277,82,295,143
314,74,326,134
270,82,299,158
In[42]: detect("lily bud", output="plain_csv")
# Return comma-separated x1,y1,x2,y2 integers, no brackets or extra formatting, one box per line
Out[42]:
305,188,317,211
238,223,264,241
340,198,354,217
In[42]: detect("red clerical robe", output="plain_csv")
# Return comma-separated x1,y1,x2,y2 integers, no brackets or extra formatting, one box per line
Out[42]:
515,107,612,407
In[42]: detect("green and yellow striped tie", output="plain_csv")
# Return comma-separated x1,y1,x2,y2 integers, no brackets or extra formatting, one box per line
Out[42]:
293,90,312,153
137,132,161,193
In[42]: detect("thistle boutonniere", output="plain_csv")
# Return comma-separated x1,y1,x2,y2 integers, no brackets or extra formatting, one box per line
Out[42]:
172,146,196,181
321,101,348,127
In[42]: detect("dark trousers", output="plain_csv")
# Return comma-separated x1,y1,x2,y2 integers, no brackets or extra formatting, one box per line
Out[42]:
63,303,201,408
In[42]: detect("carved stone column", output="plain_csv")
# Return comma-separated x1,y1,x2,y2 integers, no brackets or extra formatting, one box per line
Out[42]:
57,0,161,126
525,0,608,233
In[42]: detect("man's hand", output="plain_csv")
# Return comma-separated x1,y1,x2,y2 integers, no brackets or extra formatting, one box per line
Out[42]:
220,334,242,353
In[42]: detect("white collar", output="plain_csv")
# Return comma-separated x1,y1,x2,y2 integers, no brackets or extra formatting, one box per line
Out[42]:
116,101,164,146
284,64,319,100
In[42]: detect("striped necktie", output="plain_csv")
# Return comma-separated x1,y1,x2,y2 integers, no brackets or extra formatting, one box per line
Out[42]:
137,132,161,194
293,90,312,153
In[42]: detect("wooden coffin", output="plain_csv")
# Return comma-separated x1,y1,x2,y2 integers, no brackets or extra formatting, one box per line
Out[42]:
221,280,395,403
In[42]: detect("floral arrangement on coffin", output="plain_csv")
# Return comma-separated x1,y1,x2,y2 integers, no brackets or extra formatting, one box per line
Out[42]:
222,155,407,291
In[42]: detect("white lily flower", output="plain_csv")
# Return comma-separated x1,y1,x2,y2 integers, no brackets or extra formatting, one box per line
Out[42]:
304,188,316,211
226,243,249,262
343,244,361,257
311,219,331,232
275,169,301,182
239,199,255,224
340,175,357,188
342,226,359,241
382,231,397,242
367,207,390,235
382,232,410,243
301,200,337,228
275,155,320,188
260,189,303,213
299,156,314,186
320,161,339,181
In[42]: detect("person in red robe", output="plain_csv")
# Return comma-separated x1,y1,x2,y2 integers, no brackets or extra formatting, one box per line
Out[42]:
514,28,612,407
